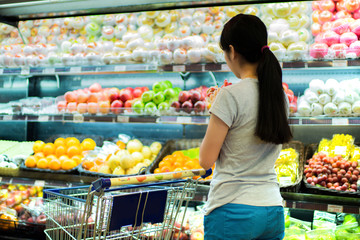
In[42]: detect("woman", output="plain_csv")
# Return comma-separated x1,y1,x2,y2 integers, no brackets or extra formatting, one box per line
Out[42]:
199,14,292,240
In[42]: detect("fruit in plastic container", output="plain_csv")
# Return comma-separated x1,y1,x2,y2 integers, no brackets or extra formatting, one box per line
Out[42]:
310,79,325,95
352,100,360,113
310,43,329,58
339,102,352,115
321,31,340,46
324,102,339,116
330,43,349,58
340,32,358,46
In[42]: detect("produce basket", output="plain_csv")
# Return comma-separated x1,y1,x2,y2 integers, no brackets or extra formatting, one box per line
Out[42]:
303,143,360,197
78,138,166,178
279,141,305,193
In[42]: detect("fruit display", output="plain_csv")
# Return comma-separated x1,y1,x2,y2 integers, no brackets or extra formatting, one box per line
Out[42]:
261,2,311,61
171,86,208,114
335,217,360,239
205,79,232,106
81,139,162,175
275,148,300,186
297,78,360,117
24,137,97,171
133,80,181,114
58,82,149,115
283,82,298,115
304,134,360,192
310,0,360,59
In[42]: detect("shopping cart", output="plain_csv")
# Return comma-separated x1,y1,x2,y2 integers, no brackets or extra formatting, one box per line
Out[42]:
43,168,212,240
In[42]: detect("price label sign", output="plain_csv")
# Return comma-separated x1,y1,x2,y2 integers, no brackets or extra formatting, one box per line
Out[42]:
34,180,45,187
114,65,126,72
21,67,30,75
333,60,347,67
43,68,55,74
332,118,348,125
221,64,230,71
117,116,129,123
0,69,4,75
38,115,49,122
327,204,343,213
3,115,12,121
279,177,293,186
176,116,192,124
73,114,84,123
70,67,81,73
205,117,209,124
173,65,185,72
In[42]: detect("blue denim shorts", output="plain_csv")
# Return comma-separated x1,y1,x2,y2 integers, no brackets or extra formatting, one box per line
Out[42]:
204,203,285,240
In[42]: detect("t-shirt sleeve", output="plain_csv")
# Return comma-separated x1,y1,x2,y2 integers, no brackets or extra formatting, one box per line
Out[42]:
209,88,237,128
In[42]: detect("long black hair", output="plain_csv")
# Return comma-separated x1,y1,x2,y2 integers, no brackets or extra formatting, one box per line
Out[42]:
220,14,292,145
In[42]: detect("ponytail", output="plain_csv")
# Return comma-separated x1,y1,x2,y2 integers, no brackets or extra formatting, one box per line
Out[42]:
256,48,292,144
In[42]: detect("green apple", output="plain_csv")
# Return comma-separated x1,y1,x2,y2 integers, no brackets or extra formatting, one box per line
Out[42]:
132,100,144,114
153,92,165,105
163,80,173,89
158,102,170,111
163,88,177,100
141,90,154,103
144,102,157,114
152,81,165,93
174,87,182,96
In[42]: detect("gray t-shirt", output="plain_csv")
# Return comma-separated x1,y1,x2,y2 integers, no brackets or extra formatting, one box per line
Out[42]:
203,78,283,215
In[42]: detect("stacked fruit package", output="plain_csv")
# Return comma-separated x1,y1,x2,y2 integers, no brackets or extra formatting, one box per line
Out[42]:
275,148,300,186
304,134,360,192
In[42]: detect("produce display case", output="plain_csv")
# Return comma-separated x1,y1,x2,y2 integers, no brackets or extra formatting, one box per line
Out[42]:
0,0,359,239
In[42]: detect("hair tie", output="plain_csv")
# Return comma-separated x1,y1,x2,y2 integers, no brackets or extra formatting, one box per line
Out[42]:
261,45,269,53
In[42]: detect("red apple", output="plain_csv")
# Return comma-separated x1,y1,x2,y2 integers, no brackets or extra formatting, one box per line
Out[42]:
111,100,124,114
171,101,181,112
141,86,149,92
181,100,193,113
57,101,67,112
108,89,120,103
64,91,77,102
194,101,206,113
133,88,143,98
125,87,134,94
67,102,77,113
87,93,99,103
178,91,190,103
36,214,46,224
99,101,110,114
89,83,102,93
124,100,133,109
190,90,201,104
87,102,99,114
119,89,133,102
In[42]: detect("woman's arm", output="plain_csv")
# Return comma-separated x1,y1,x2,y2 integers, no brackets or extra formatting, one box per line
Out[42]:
199,114,229,170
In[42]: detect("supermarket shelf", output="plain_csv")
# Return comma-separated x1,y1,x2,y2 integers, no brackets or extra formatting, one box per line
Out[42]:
1,114,360,126
1,59,360,76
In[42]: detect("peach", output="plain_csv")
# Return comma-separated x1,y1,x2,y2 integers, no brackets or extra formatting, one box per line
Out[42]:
57,101,67,112
87,102,99,114
67,102,77,113
89,83,102,93
77,92,89,103
64,91,77,102
77,103,88,114
87,93,99,103
99,101,110,114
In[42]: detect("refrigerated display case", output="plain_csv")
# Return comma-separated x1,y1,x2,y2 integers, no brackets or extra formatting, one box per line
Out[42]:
0,0,359,239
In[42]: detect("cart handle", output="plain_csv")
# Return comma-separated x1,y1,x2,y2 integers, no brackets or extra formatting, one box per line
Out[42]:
92,168,212,192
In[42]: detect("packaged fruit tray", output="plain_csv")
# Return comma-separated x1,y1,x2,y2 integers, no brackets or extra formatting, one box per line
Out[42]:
279,141,305,193
303,143,360,197
147,139,213,183
78,138,166,178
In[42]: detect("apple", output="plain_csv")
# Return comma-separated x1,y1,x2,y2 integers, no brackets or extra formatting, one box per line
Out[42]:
320,0,336,12
194,101,206,113
171,101,181,112
158,101,170,111
64,91,77,102
119,89,133,102
132,100,144,114
57,101,67,112
144,102,157,114
190,90,201,104
108,89,120,102
163,80,173,89
289,102,297,114
124,100,133,109
76,92,89,103
346,0,360,12
87,102,99,114
141,86,149,92
181,100,193,113
152,81,165,93
178,91,191,103
77,103,88,114
125,87,134,94
153,92,165,105
36,214,46,225
89,83,102,93
282,82,289,91
133,87,143,98
111,100,123,114
87,93,99,103
141,90,155,103
163,88,177,100
99,101,110,114
67,102,77,113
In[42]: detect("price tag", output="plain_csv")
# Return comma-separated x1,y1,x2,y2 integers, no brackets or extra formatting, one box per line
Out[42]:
176,116,192,124
73,114,84,123
205,117,209,124
70,66,81,73
221,64,230,71
148,64,157,71
114,65,126,72
333,60,347,67
89,119,96,123
21,67,30,75
3,115,12,121
38,115,49,121
327,204,343,213
0,69,4,75
43,68,55,74
117,116,129,123
332,118,348,125
173,65,185,72
34,180,45,187
334,146,347,156
279,177,293,186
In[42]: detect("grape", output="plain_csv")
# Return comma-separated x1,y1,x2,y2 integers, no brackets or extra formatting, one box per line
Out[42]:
341,185,347,191
320,181,326,187
340,169,346,175
328,177,333,183
351,175,358,182
350,189,356,192
327,183,333,188
336,161,342,168
349,167,354,172
353,169,359,176
352,162,358,168
345,173,351,179
351,184,357,190
330,186,336,190
334,182,340,187
332,163,337,168
313,177,318,184
305,172,312,178
336,186,342,191
311,182,315,186
317,168,322,174
332,168,338,174
307,177,312,184
345,162,351,169
341,178,348,183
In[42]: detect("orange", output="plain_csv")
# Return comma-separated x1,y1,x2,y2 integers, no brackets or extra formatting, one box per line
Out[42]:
36,158,49,169
72,155,83,165
158,160,170,169
49,159,61,170
173,161,183,169
172,151,184,158
54,138,66,147
67,145,81,157
81,138,96,151
116,140,126,149
82,159,95,170
43,143,55,156
34,152,45,160
184,160,196,169
160,166,171,173
173,168,183,172
61,159,77,170
46,155,57,162
58,155,70,163
33,140,45,153
55,145,67,157
66,137,80,147
154,168,161,174
25,156,37,168
89,165,100,172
